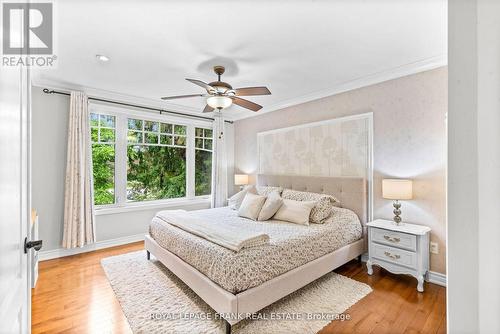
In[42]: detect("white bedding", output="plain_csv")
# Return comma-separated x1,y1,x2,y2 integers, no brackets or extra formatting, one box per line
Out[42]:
149,206,362,293
155,209,269,252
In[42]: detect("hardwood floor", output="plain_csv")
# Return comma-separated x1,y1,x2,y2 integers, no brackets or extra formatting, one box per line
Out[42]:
32,242,446,333
31,242,142,334
325,261,446,334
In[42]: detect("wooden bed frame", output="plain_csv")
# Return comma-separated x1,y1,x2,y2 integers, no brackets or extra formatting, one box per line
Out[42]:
145,175,368,333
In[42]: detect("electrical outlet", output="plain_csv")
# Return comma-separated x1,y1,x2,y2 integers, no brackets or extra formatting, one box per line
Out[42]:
430,242,439,254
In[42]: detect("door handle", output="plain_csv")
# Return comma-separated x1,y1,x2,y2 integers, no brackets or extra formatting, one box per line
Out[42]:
24,237,43,253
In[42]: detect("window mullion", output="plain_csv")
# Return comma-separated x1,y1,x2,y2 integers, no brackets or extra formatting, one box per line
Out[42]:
115,115,128,205
186,125,195,199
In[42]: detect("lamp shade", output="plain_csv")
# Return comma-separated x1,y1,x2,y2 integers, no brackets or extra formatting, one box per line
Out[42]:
382,179,413,200
234,174,249,186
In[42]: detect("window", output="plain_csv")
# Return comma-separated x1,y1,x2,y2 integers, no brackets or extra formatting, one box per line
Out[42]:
89,109,213,208
194,127,213,196
90,113,116,205
126,119,187,202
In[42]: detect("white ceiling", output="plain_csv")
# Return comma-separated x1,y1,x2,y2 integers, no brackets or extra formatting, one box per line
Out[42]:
33,0,447,121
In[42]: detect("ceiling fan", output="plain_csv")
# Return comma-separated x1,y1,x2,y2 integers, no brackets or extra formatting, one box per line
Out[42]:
161,66,271,113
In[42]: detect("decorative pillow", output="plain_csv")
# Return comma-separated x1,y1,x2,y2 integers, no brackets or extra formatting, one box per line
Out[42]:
257,191,283,221
281,189,339,223
272,199,316,226
228,185,256,210
238,192,267,220
256,186,283,196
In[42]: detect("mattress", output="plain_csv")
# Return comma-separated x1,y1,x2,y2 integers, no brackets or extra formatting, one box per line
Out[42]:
149,206,362,294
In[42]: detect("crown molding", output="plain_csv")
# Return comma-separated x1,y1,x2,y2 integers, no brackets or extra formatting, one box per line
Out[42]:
31,54,446,123
233,54,447,121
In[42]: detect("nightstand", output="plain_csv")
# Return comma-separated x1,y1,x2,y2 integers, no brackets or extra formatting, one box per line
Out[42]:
366,219,430,292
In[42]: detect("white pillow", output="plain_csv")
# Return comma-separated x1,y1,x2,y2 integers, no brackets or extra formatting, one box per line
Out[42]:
257,191,283,221
256,185,283,196
281,189,339,223
228,185,256,210
273,199,316,226
238,192,267,220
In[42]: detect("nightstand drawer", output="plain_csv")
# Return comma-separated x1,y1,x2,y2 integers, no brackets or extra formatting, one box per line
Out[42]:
372,243,417,269
371,227,417,251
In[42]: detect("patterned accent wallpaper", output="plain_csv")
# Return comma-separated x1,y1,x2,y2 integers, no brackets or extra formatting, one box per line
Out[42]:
258,116,369,177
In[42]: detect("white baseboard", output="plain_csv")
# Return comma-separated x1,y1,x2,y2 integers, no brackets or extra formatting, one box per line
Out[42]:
359,253,446,287
426,271,447,287
38,233,145,261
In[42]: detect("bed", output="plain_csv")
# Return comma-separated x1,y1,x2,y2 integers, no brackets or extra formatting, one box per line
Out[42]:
144,174,367,333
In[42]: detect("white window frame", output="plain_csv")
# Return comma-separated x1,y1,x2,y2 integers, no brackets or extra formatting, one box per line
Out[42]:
89,103,213,213
194,126,214,197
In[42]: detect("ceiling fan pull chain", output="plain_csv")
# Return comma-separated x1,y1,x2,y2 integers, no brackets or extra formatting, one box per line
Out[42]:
218,119,224,139
214,111,224,139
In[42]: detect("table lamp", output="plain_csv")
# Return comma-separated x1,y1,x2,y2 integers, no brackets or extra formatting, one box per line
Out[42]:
234,174,249,191
382,179,413,225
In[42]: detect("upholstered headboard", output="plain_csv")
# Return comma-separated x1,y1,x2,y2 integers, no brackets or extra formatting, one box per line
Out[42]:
257,174,368,225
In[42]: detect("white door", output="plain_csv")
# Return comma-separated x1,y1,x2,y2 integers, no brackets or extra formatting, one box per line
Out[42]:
0,64,31,332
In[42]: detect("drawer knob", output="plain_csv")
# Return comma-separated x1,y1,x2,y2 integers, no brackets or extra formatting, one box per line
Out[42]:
384,235,401,243
384,251,401,260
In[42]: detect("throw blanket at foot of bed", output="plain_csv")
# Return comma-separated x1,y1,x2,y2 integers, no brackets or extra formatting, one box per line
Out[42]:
155,210,270,252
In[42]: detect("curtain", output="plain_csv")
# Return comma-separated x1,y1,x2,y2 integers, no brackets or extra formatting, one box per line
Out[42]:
62,91,95,248
211,112,228,208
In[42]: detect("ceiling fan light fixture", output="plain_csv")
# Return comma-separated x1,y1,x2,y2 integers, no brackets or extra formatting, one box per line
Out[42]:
206,96,232,109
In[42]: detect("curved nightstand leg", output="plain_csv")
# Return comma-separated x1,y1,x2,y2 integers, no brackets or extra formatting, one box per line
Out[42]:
366,260,373,275
417,274,424,292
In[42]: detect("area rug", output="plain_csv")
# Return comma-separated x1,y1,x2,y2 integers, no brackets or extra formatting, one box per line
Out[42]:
101,251,372,334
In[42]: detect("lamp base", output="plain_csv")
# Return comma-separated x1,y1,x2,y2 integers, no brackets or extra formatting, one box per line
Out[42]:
393,200,403,225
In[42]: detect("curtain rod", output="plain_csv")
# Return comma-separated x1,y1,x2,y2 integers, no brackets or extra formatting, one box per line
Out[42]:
42,88,234,124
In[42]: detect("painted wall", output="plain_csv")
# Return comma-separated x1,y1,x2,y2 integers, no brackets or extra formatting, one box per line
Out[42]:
31,87,234,251
448,1,478,331
477,1,500,331
234,67,447,274
448,0,500,332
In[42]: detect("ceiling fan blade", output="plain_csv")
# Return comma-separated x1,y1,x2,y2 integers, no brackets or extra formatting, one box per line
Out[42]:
233,86,271,96
231,97,263,112
161,94,205,100
202,104,215,113
186,78,216,93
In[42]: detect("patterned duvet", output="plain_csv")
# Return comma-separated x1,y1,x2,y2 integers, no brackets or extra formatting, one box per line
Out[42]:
149,206,362,294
